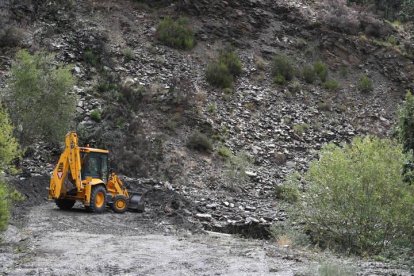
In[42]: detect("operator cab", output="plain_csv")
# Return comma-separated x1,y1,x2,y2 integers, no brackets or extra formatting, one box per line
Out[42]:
80,148,109,183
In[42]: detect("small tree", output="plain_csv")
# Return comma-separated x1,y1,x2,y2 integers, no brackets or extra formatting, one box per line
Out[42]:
0,105,20,231
7,50,76,146
298,136,414,254
398,91,414,154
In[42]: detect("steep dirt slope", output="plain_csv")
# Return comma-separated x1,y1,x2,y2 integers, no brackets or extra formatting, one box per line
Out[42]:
0,0,414,274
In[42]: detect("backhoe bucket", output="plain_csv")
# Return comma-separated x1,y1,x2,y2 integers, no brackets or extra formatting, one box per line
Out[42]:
129,193,145,212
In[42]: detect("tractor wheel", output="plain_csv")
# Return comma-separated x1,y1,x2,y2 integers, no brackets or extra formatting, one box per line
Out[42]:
55,198,76,210
111,195,128,213
89,185,107,213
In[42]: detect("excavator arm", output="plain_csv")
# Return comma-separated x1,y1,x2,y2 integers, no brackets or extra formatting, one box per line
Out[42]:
49,132,83,199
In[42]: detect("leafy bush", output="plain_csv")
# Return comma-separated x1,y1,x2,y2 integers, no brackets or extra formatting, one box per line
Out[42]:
0,106,20,231
223,151,252,187
7,50,76,146
274,183,300,203
397,91,414,154
297,136,414,254
313,61,328,82
293,123,309,137
358,74,373,93
217,146,232,159
156,17,195,50
122,47,134,62
84,49,100,66
271,54,296,84
0,106,20,169
205,62,233,88
218,49,242,77
187,131,213,153
0,182,9,231
90,110,102,122
302,65,317,84
323,79,340,91
206,49,242,88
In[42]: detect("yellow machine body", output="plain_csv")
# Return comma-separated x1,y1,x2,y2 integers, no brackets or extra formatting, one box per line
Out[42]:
48,132,143,213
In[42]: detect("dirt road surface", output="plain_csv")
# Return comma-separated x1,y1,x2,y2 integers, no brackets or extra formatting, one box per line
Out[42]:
1,202,321,276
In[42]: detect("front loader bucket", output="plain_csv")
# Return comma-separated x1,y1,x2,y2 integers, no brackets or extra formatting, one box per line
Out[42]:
129,193,145,212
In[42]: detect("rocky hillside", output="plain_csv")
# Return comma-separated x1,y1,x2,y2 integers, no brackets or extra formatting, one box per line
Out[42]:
1,0,414,233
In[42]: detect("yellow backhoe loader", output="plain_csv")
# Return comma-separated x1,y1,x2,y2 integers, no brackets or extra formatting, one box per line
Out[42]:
48,132,144,213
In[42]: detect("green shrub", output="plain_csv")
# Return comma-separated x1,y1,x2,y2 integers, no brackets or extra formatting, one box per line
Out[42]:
97,82,118,93
187,131,213,153
302,65,317,84
84,49,100,66
276,172,301,203
271,54,296,84
274,74,287,85
122,47,134,62
206,49,242,88
297,136,414,254
358,74,373,93
90,110,102,122
397,91,414,154
206,62,233,88
217,146,232,159
207,103,217,113
156,17,195,50
218,49,242,77
7,50,76,146
323,79,340,91
293,123,309,137
0,106,20,169
314,61,328,82
224,151,252,186
0,182,9,231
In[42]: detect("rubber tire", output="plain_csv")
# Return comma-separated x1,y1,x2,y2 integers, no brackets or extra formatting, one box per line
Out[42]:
111,195,128,214
89,185,107,213
55,198,76,210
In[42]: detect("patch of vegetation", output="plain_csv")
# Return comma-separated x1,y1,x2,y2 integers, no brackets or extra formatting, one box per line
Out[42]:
254,55,266,70
313,61,328,82
206,62,233,88
7,50,76,146
187,131,213,153
156,17,195,50
323,79,340,91
288,80,302,94
207,103,217,113
397,91,414,154
296,136,414,255
217,146,232,159
218,49,242,77
293,123,309,137
0,106,20,169
271,54,296,85
90,110,102,122
274,185,300,203
223,151,253,187
0,105,20,231
83,49,100,66
206,49,242,89
122,47,134,62
97,82,118,93
302,65,317,84
358,74,373,93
